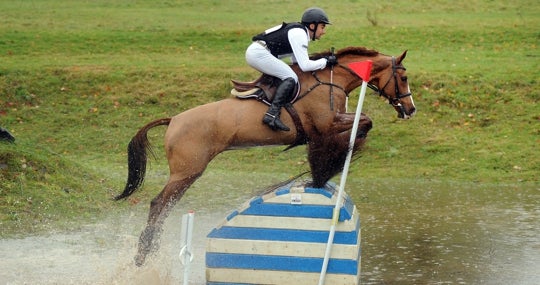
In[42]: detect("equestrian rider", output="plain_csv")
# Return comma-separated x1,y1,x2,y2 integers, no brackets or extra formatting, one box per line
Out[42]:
246,7,337,131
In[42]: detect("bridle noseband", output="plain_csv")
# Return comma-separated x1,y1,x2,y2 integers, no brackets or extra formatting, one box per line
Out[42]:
367,56,411,109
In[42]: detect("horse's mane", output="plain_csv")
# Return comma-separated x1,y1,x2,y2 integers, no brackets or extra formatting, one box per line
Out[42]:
310,46,380,60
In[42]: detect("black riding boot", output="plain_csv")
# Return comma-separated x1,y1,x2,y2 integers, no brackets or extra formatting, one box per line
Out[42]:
262,77,295,131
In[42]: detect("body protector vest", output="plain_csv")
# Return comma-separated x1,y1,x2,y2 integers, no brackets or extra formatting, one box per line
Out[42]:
252,22,306,57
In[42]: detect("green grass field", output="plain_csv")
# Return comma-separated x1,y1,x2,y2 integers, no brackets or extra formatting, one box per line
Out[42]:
1,0,538,234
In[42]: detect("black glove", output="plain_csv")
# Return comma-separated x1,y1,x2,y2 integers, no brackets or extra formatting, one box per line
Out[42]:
326,55,338,67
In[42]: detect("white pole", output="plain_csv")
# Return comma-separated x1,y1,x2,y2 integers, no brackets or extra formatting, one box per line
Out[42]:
179,210,195,285
318,79,369,285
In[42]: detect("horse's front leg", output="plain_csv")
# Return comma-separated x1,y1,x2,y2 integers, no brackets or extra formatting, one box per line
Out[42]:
135,174,201,266
307,113,372,188
333,112,372,138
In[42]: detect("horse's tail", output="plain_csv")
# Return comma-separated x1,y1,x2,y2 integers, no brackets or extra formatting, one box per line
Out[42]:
113,118,172,201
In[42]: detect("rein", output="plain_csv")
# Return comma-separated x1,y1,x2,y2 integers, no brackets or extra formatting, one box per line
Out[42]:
297,56,406,104
295,56,411,114
295,67,349,111
298,72,348,99
339,56,411,109
283,69,349,149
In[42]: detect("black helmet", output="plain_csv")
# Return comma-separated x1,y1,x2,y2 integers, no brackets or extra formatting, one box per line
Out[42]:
301,7,331,25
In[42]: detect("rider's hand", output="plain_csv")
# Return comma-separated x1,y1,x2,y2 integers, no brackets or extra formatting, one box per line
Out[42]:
326,55,338,67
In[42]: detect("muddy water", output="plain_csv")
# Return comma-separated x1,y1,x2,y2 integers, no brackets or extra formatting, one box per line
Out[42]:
0,176,538,284
352,179,540,285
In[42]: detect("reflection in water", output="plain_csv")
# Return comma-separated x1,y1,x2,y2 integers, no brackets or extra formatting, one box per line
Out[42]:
0,172,538,284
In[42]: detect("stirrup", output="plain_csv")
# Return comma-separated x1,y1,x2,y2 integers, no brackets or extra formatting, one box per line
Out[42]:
263,113,290,131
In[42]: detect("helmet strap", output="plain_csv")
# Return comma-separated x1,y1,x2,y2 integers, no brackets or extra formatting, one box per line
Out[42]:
308,23,319,41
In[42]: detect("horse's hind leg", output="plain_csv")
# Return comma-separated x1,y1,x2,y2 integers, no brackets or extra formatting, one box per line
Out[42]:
134,174,201,266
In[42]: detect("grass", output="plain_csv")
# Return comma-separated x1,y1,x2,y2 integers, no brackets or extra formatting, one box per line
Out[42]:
1,0,539,235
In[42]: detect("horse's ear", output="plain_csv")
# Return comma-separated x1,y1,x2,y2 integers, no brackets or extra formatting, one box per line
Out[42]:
397,50,408,64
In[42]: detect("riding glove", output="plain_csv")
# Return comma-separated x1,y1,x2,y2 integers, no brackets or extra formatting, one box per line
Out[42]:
326,55,338,67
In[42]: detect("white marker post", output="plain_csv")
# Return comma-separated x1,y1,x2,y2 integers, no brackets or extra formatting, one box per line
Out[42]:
179,210,195,285
318,60,373,285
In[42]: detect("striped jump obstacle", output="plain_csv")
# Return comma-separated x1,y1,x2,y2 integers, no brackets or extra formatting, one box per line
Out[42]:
205,181,361,285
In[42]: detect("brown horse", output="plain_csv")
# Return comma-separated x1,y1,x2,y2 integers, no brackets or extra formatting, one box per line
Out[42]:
115,46,415,266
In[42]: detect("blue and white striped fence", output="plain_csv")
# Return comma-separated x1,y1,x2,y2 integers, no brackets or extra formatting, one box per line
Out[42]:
206,181,360,285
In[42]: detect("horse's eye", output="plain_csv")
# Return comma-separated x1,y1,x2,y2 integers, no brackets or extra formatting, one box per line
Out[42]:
401,76,408,82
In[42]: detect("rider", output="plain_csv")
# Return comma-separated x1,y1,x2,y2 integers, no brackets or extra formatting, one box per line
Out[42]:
246,7,337,131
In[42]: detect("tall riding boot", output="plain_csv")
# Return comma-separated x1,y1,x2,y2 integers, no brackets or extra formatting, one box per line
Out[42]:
262,77,295,131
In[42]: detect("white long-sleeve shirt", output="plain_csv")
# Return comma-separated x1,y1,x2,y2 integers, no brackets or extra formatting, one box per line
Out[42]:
287,27,327,71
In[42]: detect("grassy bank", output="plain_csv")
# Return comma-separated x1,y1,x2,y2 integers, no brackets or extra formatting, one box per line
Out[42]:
1,0,538,235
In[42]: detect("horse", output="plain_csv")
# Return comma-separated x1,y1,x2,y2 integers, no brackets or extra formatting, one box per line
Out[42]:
114,46,415,266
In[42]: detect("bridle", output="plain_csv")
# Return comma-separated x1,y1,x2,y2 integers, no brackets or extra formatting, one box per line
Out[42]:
284,54,412,145
367,56,412,109
296,55,411,114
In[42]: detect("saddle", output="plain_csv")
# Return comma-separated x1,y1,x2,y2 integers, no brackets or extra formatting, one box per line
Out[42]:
231,74,306,149
230,74,299,105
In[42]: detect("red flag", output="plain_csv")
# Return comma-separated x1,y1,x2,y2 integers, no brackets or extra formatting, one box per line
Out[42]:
348,60,373,82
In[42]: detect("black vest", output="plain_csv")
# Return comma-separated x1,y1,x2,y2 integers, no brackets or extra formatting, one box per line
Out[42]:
252,22,306,57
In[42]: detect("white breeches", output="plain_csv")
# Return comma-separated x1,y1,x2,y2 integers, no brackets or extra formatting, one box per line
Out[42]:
245,42,298,83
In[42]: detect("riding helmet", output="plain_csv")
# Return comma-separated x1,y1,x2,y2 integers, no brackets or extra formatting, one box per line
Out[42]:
301,7,331,25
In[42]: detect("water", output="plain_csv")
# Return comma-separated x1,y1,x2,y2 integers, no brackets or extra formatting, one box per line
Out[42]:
352,179,540,285
0,204,230,285
0,175,538,284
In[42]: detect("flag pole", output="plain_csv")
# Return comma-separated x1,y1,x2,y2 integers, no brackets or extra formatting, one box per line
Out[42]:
318,60,372,285
179,210,195,285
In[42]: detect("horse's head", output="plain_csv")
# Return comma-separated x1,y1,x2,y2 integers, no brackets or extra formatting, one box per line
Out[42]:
370,50,416,119
324,47,416,119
